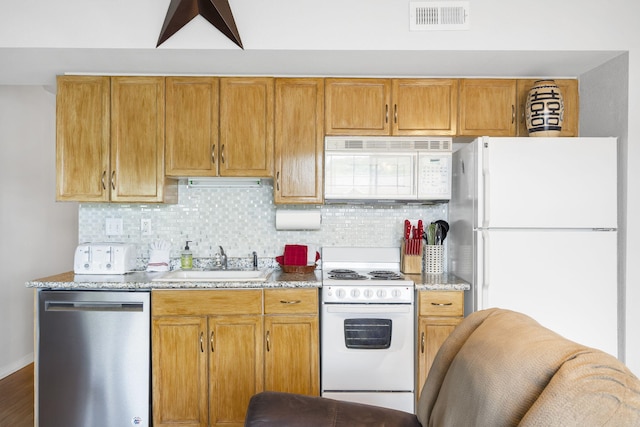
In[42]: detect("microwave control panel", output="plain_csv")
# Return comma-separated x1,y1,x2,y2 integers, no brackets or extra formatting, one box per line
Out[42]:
417,153,452,200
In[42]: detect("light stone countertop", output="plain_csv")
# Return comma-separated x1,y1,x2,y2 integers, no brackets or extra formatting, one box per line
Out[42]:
26,269,322,290
26,270,469,291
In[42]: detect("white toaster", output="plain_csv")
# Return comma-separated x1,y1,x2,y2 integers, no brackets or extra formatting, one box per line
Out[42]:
74,243,137,274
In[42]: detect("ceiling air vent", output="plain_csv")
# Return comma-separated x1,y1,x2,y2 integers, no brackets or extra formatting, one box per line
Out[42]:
410,1,470,31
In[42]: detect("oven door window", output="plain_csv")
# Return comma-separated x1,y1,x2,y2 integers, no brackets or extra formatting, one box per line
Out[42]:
344,318,392,349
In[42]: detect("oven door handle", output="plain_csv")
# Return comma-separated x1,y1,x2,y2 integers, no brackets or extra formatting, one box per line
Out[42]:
325,305,412,314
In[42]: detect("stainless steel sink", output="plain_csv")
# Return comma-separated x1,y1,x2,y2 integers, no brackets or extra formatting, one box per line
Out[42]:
152,269,271,282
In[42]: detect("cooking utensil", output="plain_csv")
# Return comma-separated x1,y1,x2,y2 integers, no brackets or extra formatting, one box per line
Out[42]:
434,220,449,244
426,223,436,245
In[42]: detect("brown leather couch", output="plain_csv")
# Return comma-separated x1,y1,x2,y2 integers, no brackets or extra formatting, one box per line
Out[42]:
245,308,640,427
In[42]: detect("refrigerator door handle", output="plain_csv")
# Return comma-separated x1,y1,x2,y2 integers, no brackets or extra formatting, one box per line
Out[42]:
480,230,490,309
480,140,490,228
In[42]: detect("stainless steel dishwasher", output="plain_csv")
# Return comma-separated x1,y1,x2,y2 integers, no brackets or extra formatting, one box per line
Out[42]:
37,290,150,427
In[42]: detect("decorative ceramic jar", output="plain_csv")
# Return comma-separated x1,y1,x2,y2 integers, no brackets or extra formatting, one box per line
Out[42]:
525,80,564,137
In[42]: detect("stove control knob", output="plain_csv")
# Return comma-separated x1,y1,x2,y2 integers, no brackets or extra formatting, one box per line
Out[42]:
350,289,361,298
336,289,347,299
392,289,402,298
377,289,387,298
364,289,374,298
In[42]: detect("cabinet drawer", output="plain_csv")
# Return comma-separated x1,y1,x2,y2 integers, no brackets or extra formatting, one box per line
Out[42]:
418,291,463,317
152,289,262,316
264,288,318,314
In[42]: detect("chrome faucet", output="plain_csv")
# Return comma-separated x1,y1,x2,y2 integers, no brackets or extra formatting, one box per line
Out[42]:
219,246,228,270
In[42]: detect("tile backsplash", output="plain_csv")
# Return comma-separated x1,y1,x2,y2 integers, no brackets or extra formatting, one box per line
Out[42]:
79,182,448,264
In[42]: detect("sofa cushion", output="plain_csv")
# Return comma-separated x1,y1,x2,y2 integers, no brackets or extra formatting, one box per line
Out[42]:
245,391,421,427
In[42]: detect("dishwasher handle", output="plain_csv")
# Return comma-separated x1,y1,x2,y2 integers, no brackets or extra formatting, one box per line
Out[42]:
45,301,145,312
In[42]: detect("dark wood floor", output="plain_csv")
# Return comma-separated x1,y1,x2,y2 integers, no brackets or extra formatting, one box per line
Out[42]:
0,363,34,427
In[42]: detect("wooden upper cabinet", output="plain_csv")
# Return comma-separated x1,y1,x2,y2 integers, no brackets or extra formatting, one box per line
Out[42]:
458,79,517,136
274,78,324,204
219,77,274,177
516,79,579,137
166,77,219,177
56,75,176,203
56,75,110,202
392,79,458,135
111,76,173,202
325,78,458,136
325,78,391,135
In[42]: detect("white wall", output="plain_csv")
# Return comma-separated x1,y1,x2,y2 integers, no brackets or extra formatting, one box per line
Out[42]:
0,87,78,378
0,0,639,374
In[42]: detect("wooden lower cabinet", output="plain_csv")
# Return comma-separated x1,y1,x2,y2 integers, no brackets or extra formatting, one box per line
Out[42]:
209,316,263,427
416,291,464,398
264,289,319,396
152,288,319,427
153,316,208,427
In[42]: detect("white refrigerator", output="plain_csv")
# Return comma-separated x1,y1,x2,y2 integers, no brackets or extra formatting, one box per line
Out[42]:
448,137,619,357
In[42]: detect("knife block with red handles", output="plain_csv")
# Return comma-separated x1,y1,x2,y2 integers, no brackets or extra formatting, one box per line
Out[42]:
401,239,422,274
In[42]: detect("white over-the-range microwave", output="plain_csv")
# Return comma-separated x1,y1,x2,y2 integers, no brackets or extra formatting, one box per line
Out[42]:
324,136,452,203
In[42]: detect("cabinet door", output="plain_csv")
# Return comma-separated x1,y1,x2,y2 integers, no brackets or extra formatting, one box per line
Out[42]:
153,316,208,427
274,78,324,204
166,77,219,177
264,315,319,396
219,77,274,177
458,79,517,136
325,78,391,135
111,76,168,202
209,315,263,427
56,75,110,201
392,79,458,135
516,79,579,137
416,316,462,398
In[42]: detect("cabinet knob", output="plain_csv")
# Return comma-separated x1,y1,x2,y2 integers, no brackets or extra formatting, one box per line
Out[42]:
211,144,216,165
101,171,107,190
210,331,215,352
266,330,271,352
221,144,225,164
421,331,425,353
110,171,116,191
200,331,204,353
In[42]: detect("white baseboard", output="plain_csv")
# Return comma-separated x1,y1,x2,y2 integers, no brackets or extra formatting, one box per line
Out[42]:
0,353,34,380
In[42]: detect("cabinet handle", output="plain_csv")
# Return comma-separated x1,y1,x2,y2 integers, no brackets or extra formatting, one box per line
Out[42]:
431,302,453,306
421,331,425,354
211,144,216,165
221,144,225,164
511,104,515,124
200,331,204,353
280,299,301,305
385,104,389,123
276,171,280,191
394,104,398,124
101,171,106,190
110,171,116,190
266,330,270,352
210,331,215,352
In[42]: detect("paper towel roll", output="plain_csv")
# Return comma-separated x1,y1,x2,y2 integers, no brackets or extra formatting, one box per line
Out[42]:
275,209,321,230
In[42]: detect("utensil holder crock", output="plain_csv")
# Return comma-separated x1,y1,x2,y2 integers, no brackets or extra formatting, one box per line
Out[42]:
424,245,443,274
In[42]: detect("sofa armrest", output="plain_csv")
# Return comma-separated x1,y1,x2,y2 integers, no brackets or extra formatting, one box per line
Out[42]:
245,391,421,427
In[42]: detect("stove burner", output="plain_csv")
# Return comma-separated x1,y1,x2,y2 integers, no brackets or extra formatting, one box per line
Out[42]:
369,270,403,280
328,269,368,280
328,269,357,275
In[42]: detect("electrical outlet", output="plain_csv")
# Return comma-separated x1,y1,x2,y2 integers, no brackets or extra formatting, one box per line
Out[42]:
141,218,152,235
105,218,123,236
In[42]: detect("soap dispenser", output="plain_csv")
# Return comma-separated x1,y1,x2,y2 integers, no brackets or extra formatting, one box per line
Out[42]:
181,241,193,270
